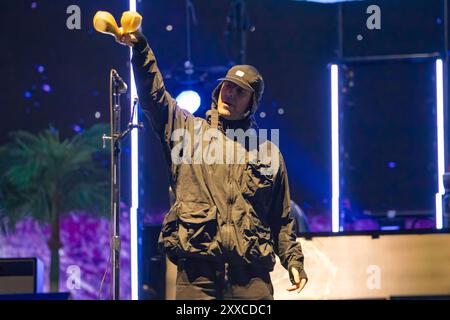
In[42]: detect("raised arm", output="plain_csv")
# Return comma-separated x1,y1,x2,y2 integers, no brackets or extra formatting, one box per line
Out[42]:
118,32,192,146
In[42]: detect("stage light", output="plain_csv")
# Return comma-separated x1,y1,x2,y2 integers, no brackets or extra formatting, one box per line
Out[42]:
331,64,340,233
42,84,51,93
380,226,400,231
435,59,445,230
129,0,139,301
176,90,201,114
72,125,82,133
388,162,396,169
301,0,364,3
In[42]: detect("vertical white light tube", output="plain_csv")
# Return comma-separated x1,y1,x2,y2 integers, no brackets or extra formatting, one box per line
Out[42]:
129,0,139,300
331,64,340,232
435,59,445,230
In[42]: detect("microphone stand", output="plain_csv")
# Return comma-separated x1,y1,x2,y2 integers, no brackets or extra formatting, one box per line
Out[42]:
102,69,143,300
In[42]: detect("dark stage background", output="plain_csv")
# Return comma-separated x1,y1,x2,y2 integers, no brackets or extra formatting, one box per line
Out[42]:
1,0,450,300
0,0,448,239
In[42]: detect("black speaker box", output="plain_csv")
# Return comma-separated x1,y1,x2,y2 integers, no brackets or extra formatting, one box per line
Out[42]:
0,258,44,294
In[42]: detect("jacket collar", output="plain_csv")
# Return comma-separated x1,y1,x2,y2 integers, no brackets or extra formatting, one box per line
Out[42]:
206,107,252,132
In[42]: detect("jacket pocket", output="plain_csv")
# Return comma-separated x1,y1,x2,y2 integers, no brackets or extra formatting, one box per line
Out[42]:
178,201,219,255
241,162,275,217
239,211,275,267
241,161,274,195
159,204,181,263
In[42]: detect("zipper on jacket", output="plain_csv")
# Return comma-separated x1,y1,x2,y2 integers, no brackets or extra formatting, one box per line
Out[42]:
227,166,232,223
222,164,233,255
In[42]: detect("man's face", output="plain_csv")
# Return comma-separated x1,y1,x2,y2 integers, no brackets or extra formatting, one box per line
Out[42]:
217,81,253,120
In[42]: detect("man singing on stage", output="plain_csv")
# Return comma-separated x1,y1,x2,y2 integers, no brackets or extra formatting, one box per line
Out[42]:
117,25,307,300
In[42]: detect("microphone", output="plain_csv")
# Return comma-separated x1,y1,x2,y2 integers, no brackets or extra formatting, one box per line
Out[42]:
111,69,128,94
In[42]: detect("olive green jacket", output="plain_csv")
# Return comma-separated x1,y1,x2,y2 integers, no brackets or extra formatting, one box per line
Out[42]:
132,33,307,278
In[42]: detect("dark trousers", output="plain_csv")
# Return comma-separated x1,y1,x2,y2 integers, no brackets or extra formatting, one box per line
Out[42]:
175,258,274,300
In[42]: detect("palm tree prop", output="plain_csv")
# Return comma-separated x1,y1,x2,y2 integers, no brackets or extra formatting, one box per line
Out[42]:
0,124,110,292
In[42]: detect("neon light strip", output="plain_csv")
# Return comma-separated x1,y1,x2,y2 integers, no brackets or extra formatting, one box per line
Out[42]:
331,64,340,232
129,0,139,300
435,59,445,230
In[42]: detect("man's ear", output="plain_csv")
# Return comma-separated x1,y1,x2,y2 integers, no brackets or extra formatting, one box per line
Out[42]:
243,97,253,118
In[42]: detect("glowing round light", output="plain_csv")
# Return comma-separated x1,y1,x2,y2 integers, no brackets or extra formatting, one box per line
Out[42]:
176,90,201,114
42,84,51,93
73,125,82,133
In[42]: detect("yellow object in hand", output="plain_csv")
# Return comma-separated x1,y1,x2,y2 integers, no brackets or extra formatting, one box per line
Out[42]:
93,11,142,39
93,11,121,39
121,11,142,34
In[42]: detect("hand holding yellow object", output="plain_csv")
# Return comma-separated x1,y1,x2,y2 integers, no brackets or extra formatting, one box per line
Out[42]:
93,11,142,41
120,11,142,34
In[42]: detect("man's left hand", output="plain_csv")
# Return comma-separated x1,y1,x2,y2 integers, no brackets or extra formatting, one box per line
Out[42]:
286,267,307,293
